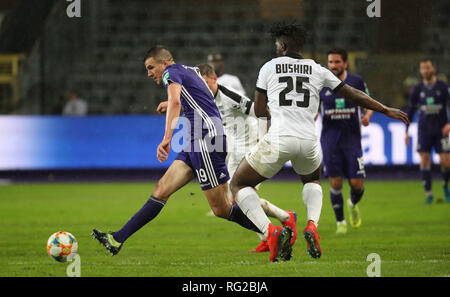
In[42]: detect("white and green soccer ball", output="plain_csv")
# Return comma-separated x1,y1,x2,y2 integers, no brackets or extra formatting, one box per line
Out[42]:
46,231,78,262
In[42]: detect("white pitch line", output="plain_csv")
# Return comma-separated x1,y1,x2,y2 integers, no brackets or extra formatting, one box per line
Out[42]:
7,259,449,266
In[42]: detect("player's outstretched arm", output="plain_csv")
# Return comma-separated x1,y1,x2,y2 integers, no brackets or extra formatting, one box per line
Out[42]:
337,84,409,125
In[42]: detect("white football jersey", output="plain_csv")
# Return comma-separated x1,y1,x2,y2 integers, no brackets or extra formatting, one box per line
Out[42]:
214,84,259,156
256,53,344,140
217,74,247,96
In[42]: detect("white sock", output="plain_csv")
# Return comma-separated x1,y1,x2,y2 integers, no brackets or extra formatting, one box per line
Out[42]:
235,187,271,237
302,182,323,225
227,182,233,201
260,198,290,222
256,232,266,241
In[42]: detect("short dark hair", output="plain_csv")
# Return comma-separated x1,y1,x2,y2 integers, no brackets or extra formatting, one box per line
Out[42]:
269,21,308,51
420,57,434,65
196,63,216,77
143,45,173,63
327,48,348,62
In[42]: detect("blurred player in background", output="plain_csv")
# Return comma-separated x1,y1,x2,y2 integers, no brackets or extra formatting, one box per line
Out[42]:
405,58,450,204
230,21,410,262
208,53,246,95
319,48,373,234
196,63,298,253
92,45,264,255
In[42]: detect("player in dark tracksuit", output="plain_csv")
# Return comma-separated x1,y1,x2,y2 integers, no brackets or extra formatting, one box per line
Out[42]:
319,48,373,234
405,58,450,204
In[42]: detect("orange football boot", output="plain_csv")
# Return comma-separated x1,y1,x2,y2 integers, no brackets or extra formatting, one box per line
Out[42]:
248,240,269,253
282,210,297,246
303,220,322,258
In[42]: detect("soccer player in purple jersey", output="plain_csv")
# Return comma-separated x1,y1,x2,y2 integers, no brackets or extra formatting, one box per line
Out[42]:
92,46,266,256
405,58,450,204
319,48,373,234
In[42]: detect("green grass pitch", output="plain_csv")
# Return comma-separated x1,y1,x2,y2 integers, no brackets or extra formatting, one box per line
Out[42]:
0,180,449,277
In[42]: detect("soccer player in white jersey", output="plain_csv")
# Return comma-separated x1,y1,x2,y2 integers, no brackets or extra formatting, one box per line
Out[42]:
208,53,269,144
230,22,410,262
197,63,298,253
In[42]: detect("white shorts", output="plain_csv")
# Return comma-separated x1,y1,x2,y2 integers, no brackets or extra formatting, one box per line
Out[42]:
245,133,322,178
228,150,261,190
227,151,245,179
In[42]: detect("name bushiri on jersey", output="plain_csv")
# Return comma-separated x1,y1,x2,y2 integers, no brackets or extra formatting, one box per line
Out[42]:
275,63,313,75
256,52,344,141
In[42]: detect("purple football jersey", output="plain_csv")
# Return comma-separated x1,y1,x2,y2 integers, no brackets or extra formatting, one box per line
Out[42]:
162,64,224,140
407,79,449,136
319,72,369,147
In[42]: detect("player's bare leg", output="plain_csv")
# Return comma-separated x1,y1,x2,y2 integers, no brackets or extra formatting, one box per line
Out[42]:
203,183,232,218
299,165,323,258
439,152,450,203
231,159,293,262
419,152,433,204
152,160,195,200
92,160,194,255
205,181,232,217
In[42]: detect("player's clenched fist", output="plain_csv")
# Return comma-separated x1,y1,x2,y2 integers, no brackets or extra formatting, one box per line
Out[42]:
156,101,168,114
157,138,171,162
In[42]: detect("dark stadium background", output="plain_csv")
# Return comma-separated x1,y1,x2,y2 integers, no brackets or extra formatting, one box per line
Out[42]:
0,0,448,182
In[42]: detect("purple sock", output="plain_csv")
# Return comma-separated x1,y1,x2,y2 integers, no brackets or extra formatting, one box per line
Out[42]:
350,187,364,206
330,188,344,222
420,167,432,195
441,167,449,188
228,202,262,233
112,196,166,243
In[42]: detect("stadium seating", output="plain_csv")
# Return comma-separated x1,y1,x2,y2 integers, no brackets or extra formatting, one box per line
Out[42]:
13,0,450,115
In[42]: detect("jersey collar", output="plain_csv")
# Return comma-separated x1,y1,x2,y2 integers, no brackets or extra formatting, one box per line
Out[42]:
213,84,220,99
285,52,303,60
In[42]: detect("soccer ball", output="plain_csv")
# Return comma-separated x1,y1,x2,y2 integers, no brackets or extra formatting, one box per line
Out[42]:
46,231,78,262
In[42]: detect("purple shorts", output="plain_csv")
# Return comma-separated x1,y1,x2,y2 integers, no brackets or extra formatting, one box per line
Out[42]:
175,135,229,190
321,143,365,179
417,130,450,153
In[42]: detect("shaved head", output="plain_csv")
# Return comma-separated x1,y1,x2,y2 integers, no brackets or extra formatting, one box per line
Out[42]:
143,45,174,63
